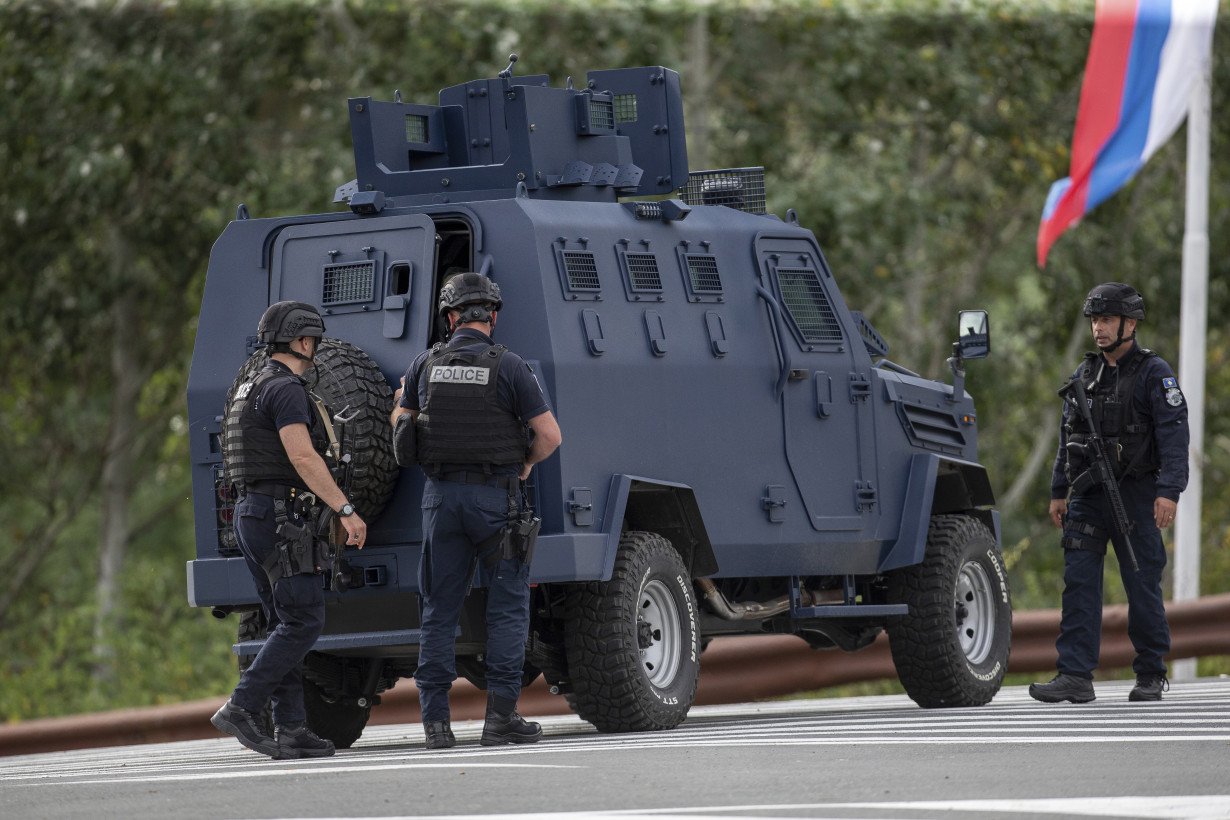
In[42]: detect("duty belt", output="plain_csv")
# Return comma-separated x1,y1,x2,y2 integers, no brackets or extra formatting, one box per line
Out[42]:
245,481,304,500
434,470,519,491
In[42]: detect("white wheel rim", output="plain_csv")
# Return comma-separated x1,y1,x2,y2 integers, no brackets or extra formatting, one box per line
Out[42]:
955,560,996,665
639,578,682,688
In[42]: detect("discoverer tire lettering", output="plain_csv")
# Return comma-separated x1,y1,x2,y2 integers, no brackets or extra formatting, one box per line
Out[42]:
563,531,700,732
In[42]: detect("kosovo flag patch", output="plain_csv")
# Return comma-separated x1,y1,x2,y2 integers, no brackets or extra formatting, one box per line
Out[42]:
1162,376,1185,407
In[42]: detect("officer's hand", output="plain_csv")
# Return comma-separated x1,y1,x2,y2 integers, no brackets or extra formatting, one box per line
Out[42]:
1154,497,1177,529
519,461,532,481
1048,499,1067,529
341,513,367,549
392,376,405,406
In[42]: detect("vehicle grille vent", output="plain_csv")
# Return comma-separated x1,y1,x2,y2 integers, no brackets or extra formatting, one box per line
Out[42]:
900,402,967,453
686,254,723,294
322,260,375,306
680,168,767,215
562,251,601,291
778,267,842,343
625,253,662,291
588,99,614,131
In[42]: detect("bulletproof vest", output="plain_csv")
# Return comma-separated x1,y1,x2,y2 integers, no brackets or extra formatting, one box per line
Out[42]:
414,340,530,468
1065,349,1157,479
222,363,327,492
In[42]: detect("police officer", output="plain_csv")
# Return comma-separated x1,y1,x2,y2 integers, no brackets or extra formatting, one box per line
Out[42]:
211,301,367,758
1030,283,1188,704
390,272,561,749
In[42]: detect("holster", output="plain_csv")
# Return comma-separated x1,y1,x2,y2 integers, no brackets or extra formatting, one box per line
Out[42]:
263,497,325,585
478,489,541,572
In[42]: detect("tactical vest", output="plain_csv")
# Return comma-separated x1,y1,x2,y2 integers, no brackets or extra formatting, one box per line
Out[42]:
222,363,327,492
414,340,530,468
1065,349,1158,479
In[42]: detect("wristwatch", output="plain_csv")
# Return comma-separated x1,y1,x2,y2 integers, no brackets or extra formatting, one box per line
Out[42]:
339,503,356,517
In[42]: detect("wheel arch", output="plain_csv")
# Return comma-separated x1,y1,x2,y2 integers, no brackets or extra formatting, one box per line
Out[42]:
877,454,1000,573
597,474,719,581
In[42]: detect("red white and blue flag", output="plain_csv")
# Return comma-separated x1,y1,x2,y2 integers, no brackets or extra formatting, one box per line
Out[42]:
1037,0,1218,268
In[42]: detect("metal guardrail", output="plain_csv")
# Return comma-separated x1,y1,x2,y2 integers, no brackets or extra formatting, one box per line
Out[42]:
3,594,1228,757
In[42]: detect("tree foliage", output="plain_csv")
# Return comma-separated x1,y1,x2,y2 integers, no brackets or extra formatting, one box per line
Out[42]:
1,0,1227,720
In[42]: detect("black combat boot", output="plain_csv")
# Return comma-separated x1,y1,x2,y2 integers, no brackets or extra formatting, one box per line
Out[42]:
274,722,336,759
1129,674,1169,702
424,719,457,750
480,694,542,746
1028,673,1096,704
211,699,279,757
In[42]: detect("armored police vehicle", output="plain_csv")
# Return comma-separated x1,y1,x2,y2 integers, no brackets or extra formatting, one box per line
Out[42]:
187,60,1008,746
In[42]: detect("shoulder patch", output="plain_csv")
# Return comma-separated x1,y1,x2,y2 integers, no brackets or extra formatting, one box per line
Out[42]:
1165,386,1185,407
1162,376,1177,389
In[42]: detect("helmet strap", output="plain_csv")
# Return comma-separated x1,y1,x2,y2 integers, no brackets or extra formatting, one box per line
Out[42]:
1100,316,1136,354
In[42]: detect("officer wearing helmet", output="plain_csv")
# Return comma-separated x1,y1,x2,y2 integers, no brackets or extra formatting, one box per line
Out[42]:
391,272,561,749
212,301,367,759
1030,283,1188,705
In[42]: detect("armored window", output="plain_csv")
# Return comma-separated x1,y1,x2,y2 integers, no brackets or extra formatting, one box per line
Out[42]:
405,114,429,144
777,267,843,344
561,250,600,291
322,260,376,306
614,94,638,124
680,168,767,215
588,99,614,132
623,252,662,293
686,255,722,294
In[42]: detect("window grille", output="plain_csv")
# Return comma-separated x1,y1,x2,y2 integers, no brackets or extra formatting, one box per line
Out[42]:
562,251,600,291
686,255,723,294
777,267,842,343
614,94,638,123
322,260,376,306
624,253,662,292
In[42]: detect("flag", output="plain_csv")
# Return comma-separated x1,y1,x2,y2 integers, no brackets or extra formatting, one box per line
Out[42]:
1037,0,1218,268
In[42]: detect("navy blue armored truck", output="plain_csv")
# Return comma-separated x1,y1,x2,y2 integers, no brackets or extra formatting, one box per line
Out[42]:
187,61,1008,746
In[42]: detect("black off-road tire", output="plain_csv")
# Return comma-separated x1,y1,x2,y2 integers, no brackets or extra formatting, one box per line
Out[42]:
301,676,370,749
564,531,701,732
223,338,396,520
886,514,1012,708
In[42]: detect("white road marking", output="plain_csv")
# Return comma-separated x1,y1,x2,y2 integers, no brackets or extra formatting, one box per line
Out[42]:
248,795,1230,820
10,760,579,786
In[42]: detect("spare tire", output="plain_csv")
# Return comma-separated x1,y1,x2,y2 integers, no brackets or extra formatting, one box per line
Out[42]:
223,338,397,521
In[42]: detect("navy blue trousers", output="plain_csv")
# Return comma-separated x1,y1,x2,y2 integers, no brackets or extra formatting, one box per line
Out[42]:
415,478,529,722
230,492,325,726
1057,477,1170,679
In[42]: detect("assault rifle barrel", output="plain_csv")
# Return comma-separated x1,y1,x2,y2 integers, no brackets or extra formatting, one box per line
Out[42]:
1064,377,1140,572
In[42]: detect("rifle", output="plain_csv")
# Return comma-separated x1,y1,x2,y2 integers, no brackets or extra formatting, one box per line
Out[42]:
1060,376,1140,572
313,399,364,591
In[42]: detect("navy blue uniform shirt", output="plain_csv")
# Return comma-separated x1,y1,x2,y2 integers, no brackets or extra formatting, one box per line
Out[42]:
399,327,551,423
1050,342,1189,502
254,361,313,432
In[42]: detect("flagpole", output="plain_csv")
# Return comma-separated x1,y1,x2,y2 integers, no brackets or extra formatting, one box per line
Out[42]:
1172,63,1211,684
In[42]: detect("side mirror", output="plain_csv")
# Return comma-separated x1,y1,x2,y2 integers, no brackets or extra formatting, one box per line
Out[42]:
957,309,990,360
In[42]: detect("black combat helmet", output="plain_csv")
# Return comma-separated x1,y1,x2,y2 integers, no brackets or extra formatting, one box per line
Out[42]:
1082,282,1145,320
257,300,326,345
438,272,503,323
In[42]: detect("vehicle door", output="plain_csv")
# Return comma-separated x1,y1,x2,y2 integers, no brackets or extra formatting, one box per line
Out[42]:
755,233,879,537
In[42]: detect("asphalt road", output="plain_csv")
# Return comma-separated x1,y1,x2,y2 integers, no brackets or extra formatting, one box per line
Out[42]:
2,679,1229,820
